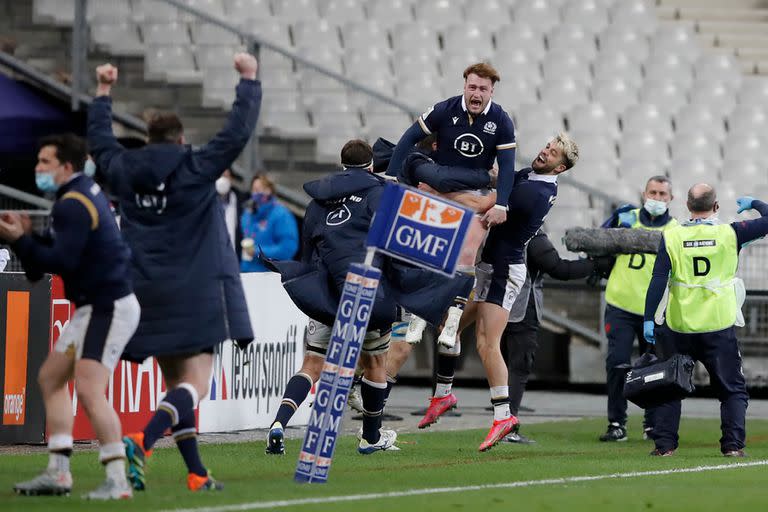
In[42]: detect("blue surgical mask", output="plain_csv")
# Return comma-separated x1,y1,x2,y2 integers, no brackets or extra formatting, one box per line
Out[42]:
252,192,269,204
643,199,668,217
83,159,97,177
35,173,59,193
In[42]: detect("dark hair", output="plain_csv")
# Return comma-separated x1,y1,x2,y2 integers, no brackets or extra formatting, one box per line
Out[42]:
417,133,437,151
38,133,87,172
463,62,501,84
647,175,672,191
147,112,184,144
340,139,373,167
687,184,717,213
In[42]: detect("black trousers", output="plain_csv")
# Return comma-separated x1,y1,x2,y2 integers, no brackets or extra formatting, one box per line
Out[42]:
652,326,748,453
604,304,656,427
501,319,539,417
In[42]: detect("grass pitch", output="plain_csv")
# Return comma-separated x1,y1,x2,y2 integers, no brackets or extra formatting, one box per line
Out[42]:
1,416,767,512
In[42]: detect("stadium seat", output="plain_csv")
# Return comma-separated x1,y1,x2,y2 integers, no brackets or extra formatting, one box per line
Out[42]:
441,24,494,61
364,111,413,144
191,22,242,46
33,0,75,26
570,133,618,168
224,0,272,19
90,22,145,56
597,28,649,63
619,129,669,169
393,50,441,79
721,159,767,187
608,0,658,36
541,54,592,88
397,76,446,109
202,73,238,107
668,157,719,185
618,162,665,192
514,103,562,136
86,0,133,23
142,21,191,46
320,0,367,23
727,105,768,135
547,26,598,61
491,79,539,112
366,0,414,28
463,0,513,32
621,104,674,141
649,22,701,63
737,76,768,105
196,44,244,69
184,0,226,18
413,0,464,31
560,1,610,34
144,45,202,84
639,80,688,115
494,23,548,62
341,21,391,52
688,80,737,118
671,132,722,167
566,103,619,139
134,0,181,22
643,53,694,90
492,48,543,84
242,18,292,48
516,127,564,164
694,53,742,90
271,0,320,23
315,133,358,163
513,0,563,34
292,20,342,53
722,133,763,162
674,105,726,142
391,23,441,57
590,77,640,118
593,52,644,89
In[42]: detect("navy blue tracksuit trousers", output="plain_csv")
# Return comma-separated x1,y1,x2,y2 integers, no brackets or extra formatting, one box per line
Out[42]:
652,326,748,453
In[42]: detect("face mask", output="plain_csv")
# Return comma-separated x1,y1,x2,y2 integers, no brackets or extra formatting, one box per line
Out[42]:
252,192,269,204
83,159,97,177
215,177,231,195
643,198,668,217
36,172,59,193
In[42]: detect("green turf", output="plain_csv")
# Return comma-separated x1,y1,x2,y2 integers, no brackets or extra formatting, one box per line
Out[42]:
1,416,767,511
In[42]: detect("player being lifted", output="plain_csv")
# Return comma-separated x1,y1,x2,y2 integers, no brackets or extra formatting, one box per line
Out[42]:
384,62,516,422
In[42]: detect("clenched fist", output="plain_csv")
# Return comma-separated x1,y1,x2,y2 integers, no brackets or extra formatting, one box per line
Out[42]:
96,63,118,85
233,52,258,80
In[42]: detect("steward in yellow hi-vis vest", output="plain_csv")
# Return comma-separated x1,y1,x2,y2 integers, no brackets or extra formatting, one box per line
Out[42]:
663,223,738,333
605,208,678,315
642,184,768,457
600,176,676,442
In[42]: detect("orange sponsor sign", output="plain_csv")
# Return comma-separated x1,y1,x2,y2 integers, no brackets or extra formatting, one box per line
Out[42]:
3,291,30,425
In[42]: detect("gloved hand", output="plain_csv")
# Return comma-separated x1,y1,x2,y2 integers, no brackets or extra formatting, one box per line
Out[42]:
736,196,755,214
643,320,656,345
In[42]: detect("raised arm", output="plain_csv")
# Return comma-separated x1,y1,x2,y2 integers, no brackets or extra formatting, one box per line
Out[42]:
192,53,262,180
87,63,125,176
732,197,768,248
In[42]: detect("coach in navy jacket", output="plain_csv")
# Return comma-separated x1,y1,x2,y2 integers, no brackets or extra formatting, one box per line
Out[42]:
87,62,261,363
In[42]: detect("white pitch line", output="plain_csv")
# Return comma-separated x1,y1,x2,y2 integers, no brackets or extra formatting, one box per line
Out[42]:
162,460,768,512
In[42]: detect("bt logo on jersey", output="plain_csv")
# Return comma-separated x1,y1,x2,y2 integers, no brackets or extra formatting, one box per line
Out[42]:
454,133,484,157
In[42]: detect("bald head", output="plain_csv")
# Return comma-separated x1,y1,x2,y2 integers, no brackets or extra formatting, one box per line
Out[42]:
687,183,717,214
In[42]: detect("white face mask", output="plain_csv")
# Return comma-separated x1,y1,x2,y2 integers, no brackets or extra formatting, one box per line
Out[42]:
215,177,231,196
83,159,97,177
643,198,668,217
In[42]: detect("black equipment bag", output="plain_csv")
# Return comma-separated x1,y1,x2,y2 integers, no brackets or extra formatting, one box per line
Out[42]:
623,354,696,409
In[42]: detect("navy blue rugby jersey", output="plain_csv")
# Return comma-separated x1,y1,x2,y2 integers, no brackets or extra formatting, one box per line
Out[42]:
417,95,516,172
